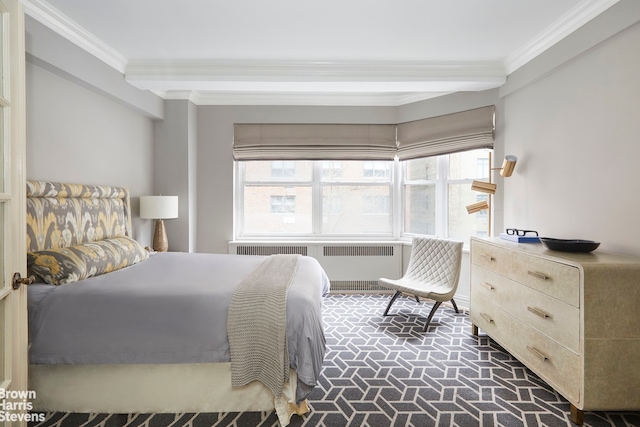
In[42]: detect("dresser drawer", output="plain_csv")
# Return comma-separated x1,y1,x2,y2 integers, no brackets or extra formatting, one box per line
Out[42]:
511,251,580,307
470,239,512,276
470,237,640,414
472,265,580,353
471,294,581,403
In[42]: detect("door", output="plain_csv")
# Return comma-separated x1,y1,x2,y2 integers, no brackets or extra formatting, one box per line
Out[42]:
0,0,28,425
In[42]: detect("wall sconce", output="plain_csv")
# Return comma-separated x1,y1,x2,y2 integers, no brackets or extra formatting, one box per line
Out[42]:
140,195,179,252
497,155,518,177
466,200,489,214
466,154,518,236
470,180,497,194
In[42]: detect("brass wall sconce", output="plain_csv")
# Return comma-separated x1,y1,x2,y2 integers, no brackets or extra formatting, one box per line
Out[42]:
470,180,496,194
466,154,518,236
466,200,489,214
497,155,518,177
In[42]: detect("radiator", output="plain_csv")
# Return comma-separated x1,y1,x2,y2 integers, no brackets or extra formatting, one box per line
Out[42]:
228,242,403,292
234,245,308,256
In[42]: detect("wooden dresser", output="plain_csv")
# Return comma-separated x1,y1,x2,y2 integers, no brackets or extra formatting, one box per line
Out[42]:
470,237,640,425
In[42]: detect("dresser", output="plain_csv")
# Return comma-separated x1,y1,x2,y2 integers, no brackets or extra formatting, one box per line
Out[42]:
470,237,640,425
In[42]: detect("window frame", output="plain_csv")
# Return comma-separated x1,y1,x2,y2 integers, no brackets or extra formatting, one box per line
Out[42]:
236,161,396,240
234,150,491,241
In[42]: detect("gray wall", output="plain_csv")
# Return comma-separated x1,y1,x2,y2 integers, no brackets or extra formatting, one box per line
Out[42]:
152,100,198,252
501,8,640,256
25,17,161,245
25,63,156,245
25,16,163,120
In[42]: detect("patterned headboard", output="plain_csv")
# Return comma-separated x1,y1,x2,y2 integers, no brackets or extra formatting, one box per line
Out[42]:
26,181,132,252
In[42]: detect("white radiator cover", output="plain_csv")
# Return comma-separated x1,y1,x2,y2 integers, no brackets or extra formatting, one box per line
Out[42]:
228,241,403,292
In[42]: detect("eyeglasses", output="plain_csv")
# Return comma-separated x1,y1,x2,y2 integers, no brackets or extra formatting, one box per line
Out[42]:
506,228,538,236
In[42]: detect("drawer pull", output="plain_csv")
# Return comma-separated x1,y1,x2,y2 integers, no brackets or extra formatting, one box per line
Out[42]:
527,306,553,320
483,282,495,291
480,313,494,323
527,270,549,281
480,253,495,262
526,346,549,362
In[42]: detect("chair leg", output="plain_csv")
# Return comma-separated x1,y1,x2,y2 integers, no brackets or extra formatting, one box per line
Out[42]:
423,301,443,332
383,291,402,316
451,298,459,314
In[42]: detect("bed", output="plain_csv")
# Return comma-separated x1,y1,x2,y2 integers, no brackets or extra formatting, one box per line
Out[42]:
25,181,329,426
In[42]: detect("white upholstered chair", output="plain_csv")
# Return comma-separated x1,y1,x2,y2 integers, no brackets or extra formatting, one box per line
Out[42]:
379,236,463,332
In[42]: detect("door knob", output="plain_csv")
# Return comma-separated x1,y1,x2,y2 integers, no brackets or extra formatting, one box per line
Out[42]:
12,272,34,290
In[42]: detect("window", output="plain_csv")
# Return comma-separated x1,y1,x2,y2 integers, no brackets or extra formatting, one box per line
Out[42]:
322,161,392,234
242,161,313,234
403,157,438,236
239,160,392,236
236,149,491,241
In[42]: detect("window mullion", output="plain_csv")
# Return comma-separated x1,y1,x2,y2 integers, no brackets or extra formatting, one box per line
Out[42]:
436,155,449,237
234,161,244,239
393,158,402,239
312,161,322,236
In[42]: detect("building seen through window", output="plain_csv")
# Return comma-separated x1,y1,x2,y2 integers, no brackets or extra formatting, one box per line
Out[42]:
270,161,296,178
270,195,296,213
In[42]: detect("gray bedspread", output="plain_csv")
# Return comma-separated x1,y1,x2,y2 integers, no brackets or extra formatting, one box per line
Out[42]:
28,252,329,398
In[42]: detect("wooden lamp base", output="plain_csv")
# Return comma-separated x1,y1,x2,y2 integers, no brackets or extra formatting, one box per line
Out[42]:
153,219,169,252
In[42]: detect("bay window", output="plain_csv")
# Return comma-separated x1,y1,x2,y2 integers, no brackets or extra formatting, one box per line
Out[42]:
233,106,495,242
235,148,491,241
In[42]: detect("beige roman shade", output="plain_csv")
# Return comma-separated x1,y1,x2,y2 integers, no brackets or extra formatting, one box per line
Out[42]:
396,105,495,160
233,124,397,161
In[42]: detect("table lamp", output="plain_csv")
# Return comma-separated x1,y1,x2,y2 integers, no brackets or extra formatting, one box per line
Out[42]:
140,195,178,252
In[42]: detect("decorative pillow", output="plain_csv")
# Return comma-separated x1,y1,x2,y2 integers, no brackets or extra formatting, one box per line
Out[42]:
27,236,149,285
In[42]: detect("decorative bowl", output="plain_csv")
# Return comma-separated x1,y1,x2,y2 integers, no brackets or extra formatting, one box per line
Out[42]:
539,237,600,253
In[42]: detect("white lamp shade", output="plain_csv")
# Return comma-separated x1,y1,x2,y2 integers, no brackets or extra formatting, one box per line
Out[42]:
140,196,179,219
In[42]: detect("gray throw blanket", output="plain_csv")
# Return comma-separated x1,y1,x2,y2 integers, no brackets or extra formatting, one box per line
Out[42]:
227,254,300,398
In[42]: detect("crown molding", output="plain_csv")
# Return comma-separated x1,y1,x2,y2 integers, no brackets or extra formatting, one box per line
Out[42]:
125,59,506,80
161,90,452,107
124,60,506,96
22,0,128,73
504,0,620,73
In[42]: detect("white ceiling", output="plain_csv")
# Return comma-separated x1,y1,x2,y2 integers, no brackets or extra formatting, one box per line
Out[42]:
23,0,619,106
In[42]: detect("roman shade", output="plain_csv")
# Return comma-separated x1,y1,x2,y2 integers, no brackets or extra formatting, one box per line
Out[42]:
396,106,495,160
233,124,397,161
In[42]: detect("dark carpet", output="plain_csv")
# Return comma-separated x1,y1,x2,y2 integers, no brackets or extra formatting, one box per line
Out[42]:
29,294,640,426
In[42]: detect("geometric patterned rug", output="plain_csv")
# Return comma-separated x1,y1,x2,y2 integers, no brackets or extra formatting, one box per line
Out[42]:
29,294,640,427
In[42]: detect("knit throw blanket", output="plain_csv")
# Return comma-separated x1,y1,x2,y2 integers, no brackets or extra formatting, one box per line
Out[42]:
227,254,300,398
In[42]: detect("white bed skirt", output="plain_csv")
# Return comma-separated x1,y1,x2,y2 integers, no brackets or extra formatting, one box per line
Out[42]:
29,363,308,426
